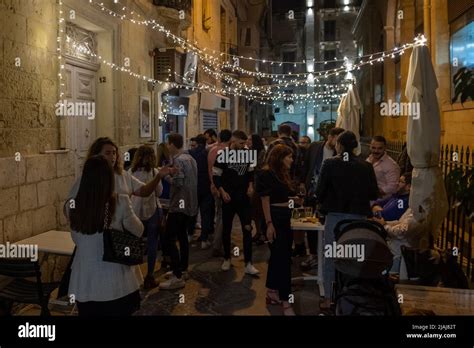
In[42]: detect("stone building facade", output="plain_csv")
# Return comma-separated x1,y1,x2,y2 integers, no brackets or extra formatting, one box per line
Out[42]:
0,0,267,250
353,0,474,145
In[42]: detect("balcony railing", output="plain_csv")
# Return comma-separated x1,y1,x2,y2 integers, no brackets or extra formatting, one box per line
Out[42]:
152,0,192,13
220,42,238,56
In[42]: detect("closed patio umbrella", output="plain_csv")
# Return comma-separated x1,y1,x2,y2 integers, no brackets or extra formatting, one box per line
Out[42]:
336,83,361,155
405,42,448,251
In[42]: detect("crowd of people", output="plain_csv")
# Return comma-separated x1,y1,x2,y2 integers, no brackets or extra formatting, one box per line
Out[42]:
65,123,414,316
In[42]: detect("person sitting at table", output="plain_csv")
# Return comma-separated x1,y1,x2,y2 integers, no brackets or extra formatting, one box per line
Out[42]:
371,172,412,222
68,155,144,316
372,207,424,273
315,131,378,311
256,144,299,315
129,145,163,289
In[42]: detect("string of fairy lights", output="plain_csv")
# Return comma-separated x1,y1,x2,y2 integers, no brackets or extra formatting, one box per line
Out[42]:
88,0,426,82
57,0,65,99
56,0,428,113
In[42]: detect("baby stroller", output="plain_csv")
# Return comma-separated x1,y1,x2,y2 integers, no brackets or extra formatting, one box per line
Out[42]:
332,220,400,316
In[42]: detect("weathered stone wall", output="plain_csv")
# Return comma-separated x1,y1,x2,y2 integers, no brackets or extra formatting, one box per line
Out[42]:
0,152,75,243
0,0,59,158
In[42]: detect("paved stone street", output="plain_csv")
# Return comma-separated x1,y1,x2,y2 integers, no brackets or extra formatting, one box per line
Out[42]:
136,220,322,316
15,219,322,316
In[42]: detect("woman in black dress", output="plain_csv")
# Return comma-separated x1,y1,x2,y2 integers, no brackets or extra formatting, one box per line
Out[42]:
256,144,300,315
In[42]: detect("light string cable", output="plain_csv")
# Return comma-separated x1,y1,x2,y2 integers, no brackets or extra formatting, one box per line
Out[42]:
88,0,427,80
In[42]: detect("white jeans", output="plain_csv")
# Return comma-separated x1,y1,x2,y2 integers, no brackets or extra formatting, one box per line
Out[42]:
387,238,410,274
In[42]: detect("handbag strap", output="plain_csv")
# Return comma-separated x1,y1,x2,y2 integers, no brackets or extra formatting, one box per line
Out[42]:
103,202,110,231
103,200,128,232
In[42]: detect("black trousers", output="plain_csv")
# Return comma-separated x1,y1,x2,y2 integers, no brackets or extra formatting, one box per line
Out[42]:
266,206,293,302
164,212,191,278
76,290,141,316
187,190,215,240
222,193,253,263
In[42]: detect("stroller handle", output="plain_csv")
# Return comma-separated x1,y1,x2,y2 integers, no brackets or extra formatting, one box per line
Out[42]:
334,219,387,241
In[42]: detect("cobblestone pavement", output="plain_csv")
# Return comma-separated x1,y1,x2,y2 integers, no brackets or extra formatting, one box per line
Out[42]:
16,221,322,316
135,222,322,316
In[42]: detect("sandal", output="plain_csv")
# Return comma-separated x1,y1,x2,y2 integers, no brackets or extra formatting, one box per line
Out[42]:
266,289,282,305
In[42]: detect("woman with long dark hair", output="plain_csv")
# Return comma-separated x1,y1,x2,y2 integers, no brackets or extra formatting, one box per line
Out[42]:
129,145,163,289
315,131,378,311
256,144,298,315
248,134,267,244
68,156,144,316
66,137,175,287
67,137,173,200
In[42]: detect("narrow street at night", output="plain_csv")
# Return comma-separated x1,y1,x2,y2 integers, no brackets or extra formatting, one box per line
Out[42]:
0,0,473,345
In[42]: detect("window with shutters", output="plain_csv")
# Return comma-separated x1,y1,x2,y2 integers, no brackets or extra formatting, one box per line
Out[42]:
324,20,336,41
245,28,252,46
202,111,218,132
202,0,211,31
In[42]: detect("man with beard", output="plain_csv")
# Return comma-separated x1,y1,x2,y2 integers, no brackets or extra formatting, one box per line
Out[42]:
366,136,400,199
371,172,412,222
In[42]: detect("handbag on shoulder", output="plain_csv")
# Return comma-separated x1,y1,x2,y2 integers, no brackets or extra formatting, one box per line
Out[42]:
102,202,145,266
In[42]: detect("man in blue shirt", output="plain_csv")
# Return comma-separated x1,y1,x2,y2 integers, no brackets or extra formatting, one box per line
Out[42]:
372,172,412,222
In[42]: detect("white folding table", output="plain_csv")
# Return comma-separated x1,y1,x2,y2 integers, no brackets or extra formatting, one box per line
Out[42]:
14,230,74,257
291,219,325,297
13,230,75,307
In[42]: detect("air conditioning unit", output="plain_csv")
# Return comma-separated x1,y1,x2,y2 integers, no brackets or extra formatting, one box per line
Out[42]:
153,48,183,83
201,92,230,111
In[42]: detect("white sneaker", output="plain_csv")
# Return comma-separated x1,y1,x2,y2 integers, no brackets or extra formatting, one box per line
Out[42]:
221,259,231,271
165,270,189,280
244,263,260,275
159,275,185,290
201,240,212,250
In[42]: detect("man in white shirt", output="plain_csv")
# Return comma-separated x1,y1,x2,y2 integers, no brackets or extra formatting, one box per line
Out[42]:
366,136,401,199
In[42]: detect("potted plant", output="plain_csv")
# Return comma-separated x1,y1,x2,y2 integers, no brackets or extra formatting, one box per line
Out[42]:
446,167,474,220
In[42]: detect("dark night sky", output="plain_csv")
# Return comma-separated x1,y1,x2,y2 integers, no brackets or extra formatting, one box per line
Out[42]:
272,0,306,14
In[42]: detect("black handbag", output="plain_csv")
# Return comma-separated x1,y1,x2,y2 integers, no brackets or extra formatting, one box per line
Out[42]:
102,202,145,266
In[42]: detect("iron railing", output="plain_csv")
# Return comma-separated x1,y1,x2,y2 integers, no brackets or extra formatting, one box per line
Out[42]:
361,138,474,283
152,0,192,13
